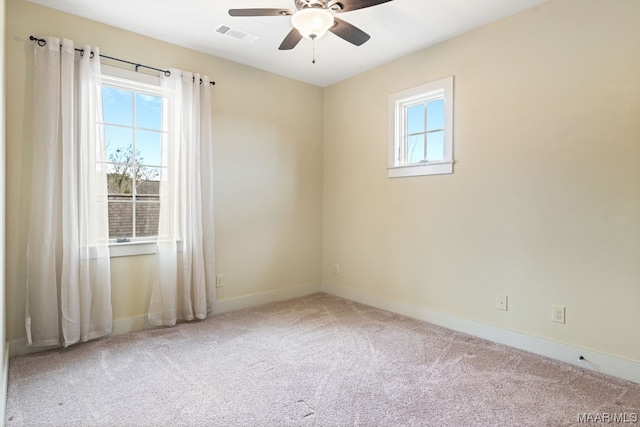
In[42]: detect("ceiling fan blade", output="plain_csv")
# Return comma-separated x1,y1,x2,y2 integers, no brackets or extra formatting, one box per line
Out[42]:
329,17,370,46
329,0,393,13
279,28,303,50
229,8,293,17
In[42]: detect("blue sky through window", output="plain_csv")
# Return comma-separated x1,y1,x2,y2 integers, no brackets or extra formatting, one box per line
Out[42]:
135,93,162,130
103,85,163,169
102,86,132,126
405,98,445,162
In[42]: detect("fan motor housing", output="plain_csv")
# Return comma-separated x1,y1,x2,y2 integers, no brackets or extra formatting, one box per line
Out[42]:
295,0,343,11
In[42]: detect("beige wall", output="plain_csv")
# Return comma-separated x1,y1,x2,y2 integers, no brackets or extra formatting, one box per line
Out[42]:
323,0,640,362
5,0,323,343
5,0,640,366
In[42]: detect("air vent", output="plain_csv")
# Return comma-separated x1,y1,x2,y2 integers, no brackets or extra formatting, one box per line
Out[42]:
216,25,259,44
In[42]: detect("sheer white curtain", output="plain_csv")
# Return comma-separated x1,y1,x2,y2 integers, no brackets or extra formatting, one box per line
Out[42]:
148,69,216,326
26,37,112,347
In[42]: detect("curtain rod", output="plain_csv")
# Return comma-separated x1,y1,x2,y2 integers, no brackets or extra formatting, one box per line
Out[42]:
29,36,216,86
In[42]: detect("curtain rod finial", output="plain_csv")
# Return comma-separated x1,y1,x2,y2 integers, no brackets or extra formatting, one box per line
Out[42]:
30,35,47,46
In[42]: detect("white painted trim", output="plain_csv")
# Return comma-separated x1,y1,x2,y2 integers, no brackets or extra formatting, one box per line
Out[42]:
1,346,8,427
214,282,322,314
388,161,453,178
8,337,41,359
1,0,7,423
10,315,159,358
110,282,323,334
109,241,157,258
388,76,454,178
112,314,155,336
101,64,161,92
9,282,323,358
322,282,640,384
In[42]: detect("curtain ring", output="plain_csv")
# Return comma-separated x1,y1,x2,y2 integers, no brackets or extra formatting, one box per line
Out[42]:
90,51,95,59
30,36,47,47
79,49,85,57
164,70,171,77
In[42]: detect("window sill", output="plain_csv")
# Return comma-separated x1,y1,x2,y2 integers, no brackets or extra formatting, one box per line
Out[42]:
109,241,157,258
388,161,454,178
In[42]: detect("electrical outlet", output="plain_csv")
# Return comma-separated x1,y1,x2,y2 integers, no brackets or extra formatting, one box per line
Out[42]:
552,305,565,324
333,264,340,275
216,274,224,288
496,294,508,311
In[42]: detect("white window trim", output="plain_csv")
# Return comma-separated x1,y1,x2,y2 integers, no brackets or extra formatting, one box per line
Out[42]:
108,240,187,258
101,64,161,92
388,76,454,178
109,241,157,258
101,65,163,258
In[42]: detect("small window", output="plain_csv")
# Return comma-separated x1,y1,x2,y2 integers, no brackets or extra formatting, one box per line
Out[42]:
388,76,454,178
100,66,166,243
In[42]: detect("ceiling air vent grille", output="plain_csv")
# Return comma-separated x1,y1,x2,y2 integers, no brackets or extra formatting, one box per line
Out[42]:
216,25,259,44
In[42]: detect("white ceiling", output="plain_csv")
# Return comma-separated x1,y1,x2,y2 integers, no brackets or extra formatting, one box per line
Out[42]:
27,0,548,87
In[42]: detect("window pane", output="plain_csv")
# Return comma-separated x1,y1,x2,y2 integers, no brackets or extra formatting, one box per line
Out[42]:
136,130,162,167
406,104,425,134
427,131,444,161
427,99,445,131
389,76,453,177
102,86,133,126
136,168,161,196
105,126,133,163
135,201,160,237
103,78,165,240
108,200,133,239
136,93,162,130
406,134,425,164
107,164,134,195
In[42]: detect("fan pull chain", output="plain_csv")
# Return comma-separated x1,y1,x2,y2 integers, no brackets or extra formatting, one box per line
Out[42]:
312,37,316,64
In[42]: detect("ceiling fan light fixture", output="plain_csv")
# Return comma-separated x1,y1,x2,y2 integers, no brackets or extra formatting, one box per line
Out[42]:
291,8,334,39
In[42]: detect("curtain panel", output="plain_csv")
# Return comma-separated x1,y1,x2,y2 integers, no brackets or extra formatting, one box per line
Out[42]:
148,69,216,326
26,37,112,347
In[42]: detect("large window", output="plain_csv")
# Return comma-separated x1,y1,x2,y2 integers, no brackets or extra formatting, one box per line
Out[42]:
388,76,454,178
100,66,166,243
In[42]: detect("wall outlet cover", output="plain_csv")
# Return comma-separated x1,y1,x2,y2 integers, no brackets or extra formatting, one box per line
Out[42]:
552,305,566,324
496,294,508,311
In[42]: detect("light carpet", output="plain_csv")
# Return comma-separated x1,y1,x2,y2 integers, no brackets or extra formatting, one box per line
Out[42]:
5,293,640,426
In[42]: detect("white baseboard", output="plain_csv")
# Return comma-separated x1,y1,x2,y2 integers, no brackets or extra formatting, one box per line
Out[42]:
13,281,634,384
110,282,322,334
214,282,322,314
9,282,323,358
322,282,640,384
1,344,8,427
112,314,155,336
9,316,157,359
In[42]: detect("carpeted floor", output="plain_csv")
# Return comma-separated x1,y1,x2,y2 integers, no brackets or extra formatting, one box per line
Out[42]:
5,293,640,426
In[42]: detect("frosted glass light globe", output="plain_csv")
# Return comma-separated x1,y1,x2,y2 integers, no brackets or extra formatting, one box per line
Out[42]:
291,8,334,39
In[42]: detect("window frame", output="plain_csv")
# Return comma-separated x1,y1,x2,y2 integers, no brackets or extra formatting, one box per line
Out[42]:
100,65,164,257
388,76,454,178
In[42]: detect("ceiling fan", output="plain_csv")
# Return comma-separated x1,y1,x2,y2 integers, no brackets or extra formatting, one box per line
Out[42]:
229,0,394,50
